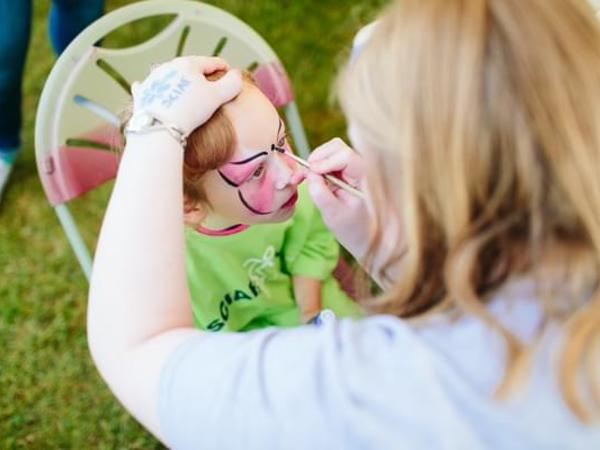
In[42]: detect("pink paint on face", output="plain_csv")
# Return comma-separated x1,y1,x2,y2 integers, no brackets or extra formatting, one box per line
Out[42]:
244,150,302,214
194,85,309,230
218,153,268,186
218,146,301,216
239,167,279,214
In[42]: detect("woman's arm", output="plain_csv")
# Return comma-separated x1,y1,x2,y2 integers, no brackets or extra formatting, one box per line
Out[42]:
87,56,242,441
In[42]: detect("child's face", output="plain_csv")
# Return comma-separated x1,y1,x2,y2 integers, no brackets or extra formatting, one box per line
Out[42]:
200,84,305,226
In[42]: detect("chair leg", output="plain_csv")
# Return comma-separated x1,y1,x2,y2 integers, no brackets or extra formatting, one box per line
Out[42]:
285,102,311,159
55,203,93,281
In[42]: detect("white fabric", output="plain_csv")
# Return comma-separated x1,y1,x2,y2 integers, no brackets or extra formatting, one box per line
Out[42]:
159,279,600,449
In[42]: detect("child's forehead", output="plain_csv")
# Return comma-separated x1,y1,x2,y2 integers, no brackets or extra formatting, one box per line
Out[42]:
225,86,283,145
227,117,285,165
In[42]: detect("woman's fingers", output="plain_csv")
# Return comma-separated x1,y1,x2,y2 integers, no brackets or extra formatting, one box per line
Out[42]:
197,56,230,74
209,68,243,104
130,56,243,136
160,55,230,74
307,172,340,212
307,172,370,260
308,138,364,187
308,138,348,164
307,173,358,220
182,55,230,74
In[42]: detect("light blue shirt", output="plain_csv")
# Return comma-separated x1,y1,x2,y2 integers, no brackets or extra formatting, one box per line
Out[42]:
159,280,600,449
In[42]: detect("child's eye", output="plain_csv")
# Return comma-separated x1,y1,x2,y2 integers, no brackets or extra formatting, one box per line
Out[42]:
277,134,287,148
249,164,265,181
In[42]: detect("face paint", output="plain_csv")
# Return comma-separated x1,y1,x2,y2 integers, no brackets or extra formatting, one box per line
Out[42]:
217,119,298,216
218,152,269,187
236,166,279,215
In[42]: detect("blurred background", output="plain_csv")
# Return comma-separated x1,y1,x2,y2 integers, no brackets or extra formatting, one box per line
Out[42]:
0,0,387,447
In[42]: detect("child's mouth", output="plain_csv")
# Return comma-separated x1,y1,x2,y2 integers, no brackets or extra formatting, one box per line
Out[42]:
281,191,299,209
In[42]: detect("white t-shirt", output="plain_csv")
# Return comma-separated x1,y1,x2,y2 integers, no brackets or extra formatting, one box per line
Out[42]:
159,280,600,449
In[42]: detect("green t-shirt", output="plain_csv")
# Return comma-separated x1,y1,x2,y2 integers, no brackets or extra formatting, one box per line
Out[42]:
185,185,364,332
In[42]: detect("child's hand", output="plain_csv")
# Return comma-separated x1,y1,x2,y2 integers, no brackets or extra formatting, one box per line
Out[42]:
131,56,242,137
293,276,323,324
306,138,371,261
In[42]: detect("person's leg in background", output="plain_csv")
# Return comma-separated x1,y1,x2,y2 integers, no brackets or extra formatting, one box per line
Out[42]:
0,0,32,200
0,0,105,202
49,0,104,54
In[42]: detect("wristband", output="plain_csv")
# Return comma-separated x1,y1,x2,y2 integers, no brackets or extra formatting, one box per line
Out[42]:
125,110,187,147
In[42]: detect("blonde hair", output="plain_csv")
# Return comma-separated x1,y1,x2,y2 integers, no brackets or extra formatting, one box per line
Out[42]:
339,0,600,421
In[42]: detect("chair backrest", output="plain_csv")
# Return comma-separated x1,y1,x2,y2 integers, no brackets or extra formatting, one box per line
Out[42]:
35,0,309,206
34,0,311,278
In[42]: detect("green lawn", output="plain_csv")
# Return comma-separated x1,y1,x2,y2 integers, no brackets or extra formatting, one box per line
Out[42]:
0,0,386,447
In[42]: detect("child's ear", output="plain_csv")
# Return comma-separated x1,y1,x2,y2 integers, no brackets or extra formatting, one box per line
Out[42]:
183,198,207,228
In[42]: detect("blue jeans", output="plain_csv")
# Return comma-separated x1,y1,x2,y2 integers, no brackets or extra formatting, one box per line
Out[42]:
0,0,104,148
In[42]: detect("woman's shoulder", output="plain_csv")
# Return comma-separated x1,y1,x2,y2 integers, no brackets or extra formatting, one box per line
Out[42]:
160,313,599,449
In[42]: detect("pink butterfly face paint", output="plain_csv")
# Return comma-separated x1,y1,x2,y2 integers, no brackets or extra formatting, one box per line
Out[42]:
218,119,300,216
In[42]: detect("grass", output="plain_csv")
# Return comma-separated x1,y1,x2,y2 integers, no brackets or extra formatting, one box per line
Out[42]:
0,0,387,447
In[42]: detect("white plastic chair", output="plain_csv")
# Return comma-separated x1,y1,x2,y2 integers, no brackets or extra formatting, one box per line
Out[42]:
35,0,311,280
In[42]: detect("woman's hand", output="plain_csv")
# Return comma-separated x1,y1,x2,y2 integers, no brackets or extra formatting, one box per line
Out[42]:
306,138,372,262
307,138,402,290
131,56,242,136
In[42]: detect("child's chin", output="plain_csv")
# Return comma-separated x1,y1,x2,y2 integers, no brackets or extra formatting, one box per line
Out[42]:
262,205,296,223
243,203,297,224
276,205,296,221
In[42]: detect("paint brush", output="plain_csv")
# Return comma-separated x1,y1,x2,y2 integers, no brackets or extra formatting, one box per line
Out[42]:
274,146,365,199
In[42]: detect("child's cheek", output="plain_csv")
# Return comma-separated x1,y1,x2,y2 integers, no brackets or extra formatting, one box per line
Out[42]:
245,172,277,213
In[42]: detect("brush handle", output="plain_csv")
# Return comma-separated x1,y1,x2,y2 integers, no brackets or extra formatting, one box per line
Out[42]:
287,153,365,199
321,173,365,199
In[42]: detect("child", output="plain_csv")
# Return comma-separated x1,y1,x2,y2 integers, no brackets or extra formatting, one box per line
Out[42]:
178,71,363,331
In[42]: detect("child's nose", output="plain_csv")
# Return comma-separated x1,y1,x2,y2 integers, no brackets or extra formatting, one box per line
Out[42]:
274,152,305,189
